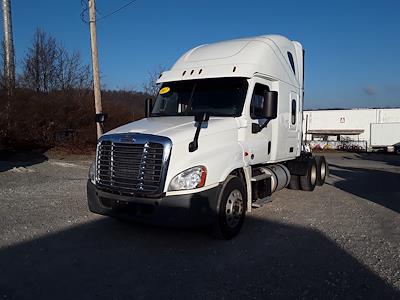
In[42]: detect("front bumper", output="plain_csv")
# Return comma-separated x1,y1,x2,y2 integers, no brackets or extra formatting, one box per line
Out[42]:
87,181,221,227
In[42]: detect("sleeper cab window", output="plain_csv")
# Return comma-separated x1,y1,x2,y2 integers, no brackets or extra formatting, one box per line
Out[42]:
250,83,269,119
291,99,296,124
287,52,296,75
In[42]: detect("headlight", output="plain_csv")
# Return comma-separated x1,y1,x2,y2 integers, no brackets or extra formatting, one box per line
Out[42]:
168,166,207,191
89,161,96,184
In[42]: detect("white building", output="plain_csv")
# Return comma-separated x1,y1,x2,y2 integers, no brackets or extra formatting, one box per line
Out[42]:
303,108,400,150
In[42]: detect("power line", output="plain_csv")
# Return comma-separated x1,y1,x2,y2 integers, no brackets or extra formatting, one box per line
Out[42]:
80,0,89,24
97,0,138,22
80,0,138,24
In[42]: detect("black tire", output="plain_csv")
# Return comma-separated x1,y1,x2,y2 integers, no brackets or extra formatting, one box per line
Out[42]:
299,157,317,191
212,175,246,240
287,174,301,190
315,156,327,186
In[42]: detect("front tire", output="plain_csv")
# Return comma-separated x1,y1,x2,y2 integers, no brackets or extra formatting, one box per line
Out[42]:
213,175,246,240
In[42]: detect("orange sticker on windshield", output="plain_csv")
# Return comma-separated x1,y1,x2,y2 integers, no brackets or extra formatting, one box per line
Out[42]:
159,87,170,95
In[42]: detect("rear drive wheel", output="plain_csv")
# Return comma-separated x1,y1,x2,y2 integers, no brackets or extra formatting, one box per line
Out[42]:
315,156,327,186
299,157,317,191
287,174,301,190
212,175,246,240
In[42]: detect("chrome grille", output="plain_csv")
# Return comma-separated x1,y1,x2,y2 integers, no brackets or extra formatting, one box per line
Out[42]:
95,134,171,195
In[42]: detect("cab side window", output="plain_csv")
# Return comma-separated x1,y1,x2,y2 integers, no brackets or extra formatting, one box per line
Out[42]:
291,99,296,124
250,83,269,119
287,52,296,75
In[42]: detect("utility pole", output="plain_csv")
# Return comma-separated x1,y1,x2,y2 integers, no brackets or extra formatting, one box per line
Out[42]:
2,0,15,97
88,0,103,138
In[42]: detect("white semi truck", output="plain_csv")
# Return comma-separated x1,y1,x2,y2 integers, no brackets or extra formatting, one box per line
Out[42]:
87,35,327,239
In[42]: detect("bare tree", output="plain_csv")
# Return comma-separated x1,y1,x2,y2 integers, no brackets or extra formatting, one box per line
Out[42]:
55,46,91,91
21,29,91,93
21,29,58,92
143,65,165,98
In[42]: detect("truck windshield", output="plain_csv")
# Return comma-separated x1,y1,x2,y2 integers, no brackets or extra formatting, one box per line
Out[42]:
151,78,248,117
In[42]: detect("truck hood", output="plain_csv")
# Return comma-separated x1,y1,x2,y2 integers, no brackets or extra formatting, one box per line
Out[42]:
104,116,239,144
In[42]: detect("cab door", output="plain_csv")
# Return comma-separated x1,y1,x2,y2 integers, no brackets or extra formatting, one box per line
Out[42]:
245,79,273,165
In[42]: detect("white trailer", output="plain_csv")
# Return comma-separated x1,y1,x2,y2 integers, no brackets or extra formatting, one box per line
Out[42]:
87,35,327,239
303,108,400,151
370,123,400,150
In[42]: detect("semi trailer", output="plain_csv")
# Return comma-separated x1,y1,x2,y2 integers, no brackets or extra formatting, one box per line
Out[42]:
87,35,327,239
370,122,400,153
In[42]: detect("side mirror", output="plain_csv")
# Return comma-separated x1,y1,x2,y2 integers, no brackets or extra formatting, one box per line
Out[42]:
252,91,278,134
95,113,108,124
262,90,278,119
145,98,153,118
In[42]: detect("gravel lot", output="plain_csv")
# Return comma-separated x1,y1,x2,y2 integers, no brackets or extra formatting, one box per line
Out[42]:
0,151,399,299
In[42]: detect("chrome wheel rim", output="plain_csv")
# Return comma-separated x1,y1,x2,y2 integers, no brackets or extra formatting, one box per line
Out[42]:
320,161,326,180
311,163,317,185
225,189,243,228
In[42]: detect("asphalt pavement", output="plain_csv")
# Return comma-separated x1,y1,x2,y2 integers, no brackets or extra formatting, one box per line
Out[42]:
0,151,399,299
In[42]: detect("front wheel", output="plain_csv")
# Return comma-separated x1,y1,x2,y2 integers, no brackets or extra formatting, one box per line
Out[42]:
212,175,247,240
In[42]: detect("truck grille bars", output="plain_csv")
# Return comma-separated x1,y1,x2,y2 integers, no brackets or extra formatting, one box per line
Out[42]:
95,133,172,195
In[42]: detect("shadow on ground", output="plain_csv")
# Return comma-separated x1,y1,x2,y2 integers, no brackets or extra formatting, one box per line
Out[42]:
0,151,48,172
355,152,400,167
340,152,400,167
0,216,398,299
329,163,400,213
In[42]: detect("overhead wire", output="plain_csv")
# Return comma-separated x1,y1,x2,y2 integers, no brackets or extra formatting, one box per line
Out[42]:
97,0,138,22
80,0,138,24
80,0,89,24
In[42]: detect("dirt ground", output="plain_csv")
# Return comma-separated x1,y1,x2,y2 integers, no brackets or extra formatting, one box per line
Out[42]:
0,151,399,299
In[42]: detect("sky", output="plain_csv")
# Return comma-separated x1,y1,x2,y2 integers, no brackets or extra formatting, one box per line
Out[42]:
2,0,400,109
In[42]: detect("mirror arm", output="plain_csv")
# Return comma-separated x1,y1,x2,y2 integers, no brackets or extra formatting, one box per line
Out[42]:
259,119,271,131
145,98,153,118
189,112,209,152
252,119,271,133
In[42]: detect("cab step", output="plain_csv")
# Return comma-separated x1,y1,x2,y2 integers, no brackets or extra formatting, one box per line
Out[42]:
251,173,270,182
251,196,273,208
251,170,272,208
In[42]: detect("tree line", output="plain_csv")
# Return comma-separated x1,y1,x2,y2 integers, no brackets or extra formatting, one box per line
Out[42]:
0,29,149,151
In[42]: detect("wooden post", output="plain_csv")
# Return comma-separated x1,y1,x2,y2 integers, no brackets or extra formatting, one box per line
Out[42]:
2,0,15,97
88,0,103,138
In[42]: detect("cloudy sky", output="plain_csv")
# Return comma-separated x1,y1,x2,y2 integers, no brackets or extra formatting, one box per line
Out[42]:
2,0,400,109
